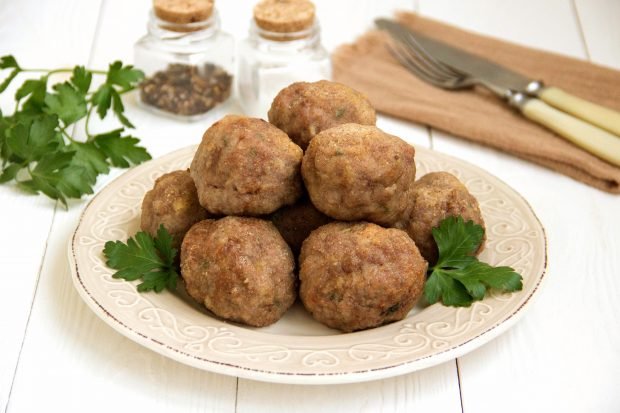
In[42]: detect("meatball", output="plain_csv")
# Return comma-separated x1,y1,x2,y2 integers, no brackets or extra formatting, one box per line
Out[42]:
301,123,416,226
270,196,332,254
397,172,485,265
190,115,303,216
299,222,427,332
180,217,296,327
140,170,210,250
268,80,376,150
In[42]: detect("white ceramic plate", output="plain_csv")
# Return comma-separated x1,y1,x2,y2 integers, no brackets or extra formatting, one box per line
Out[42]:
68,145,547,384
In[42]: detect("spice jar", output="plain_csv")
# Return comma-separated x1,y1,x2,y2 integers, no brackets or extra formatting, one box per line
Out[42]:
237,0,331,118
134,0,234,120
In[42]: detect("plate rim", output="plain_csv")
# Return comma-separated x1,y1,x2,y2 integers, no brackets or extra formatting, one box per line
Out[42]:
68,144,548,384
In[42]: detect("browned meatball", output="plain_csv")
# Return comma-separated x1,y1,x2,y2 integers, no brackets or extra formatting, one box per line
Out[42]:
270,196,332,254
397,172,485,265
299,222,427,332
190,115,303,216
180,217,296,327
268,80,376,150
301,123,416,226
140,170,210,250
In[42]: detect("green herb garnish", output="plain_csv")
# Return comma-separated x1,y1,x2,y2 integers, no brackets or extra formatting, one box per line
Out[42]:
103,225,178,293
424,216,523,307
0,55,151,206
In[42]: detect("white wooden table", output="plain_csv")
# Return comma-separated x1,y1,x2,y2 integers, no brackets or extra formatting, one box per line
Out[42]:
1,0,619,412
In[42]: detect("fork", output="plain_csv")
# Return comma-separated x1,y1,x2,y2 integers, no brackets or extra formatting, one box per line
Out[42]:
380,21,620,167
385,28,509,98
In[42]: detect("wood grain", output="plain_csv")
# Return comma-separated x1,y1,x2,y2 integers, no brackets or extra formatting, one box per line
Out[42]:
419,0,620,412
7,207,237,413
229,0,461,411
0,0,102,410
575,0,620,67
1,0,618,412
237,361,462,413
2,0,239,412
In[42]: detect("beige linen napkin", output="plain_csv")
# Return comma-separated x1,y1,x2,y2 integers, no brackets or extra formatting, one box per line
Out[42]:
332,12,620,193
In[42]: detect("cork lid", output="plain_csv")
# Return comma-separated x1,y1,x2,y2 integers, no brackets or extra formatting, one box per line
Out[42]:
153,0,214,24
253,0,315,33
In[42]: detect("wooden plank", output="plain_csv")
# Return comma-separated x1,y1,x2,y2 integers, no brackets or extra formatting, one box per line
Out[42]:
233,1,460,411
237,361,462,413
419,0,586,58
0,0,102,411
418,0,620,412
6,0,238,412
574,0,620,67
7,207,238,413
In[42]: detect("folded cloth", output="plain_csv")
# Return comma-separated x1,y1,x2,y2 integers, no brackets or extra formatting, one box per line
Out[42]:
332,12,620,194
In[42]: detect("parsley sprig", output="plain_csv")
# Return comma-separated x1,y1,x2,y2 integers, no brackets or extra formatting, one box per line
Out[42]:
103,225,178,293
0,55,151,206
424,216,523,307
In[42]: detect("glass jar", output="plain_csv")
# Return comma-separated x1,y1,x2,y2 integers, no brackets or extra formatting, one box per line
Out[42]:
134,7,234,121
237,19,331,118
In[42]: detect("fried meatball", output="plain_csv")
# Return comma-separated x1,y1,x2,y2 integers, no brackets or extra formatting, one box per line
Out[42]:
268,80,376,150
270,196,332,254
190,115,303,216
299,222,427,332
301,123,416,226
397,172,485,265
140,170,210,250
180,216,296,327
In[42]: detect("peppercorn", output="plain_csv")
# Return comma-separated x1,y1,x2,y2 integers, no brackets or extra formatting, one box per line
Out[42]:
140,63,233,116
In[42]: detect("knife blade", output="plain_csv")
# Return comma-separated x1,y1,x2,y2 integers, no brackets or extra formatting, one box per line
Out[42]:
375,18,620,137
375,18,620,167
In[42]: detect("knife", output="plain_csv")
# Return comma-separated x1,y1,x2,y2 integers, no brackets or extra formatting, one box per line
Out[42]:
376,18,620,167
380,20,620,138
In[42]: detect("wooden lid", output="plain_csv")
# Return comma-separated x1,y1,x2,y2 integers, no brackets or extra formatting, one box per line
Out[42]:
253,0,315,33
153,0,214,24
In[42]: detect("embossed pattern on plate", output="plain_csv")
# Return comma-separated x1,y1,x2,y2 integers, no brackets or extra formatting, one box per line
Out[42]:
68,145,547,384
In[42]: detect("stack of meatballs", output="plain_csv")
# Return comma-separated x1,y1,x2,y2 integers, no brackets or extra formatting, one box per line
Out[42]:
140,80,485,333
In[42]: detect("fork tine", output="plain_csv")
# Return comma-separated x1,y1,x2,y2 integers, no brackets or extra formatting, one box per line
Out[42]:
387,42,455,89
400,32,463,78
390,37,455,82
377,19,464,79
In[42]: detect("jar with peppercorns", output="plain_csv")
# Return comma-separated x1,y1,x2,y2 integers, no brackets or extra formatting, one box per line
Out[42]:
134,0,234,120
237,0,331,118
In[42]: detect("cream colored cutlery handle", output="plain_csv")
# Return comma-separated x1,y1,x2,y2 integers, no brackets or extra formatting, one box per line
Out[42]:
539,87,620,137
521,98,620,167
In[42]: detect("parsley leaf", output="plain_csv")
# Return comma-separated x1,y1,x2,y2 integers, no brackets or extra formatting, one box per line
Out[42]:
0,55,150,206
0,55,20,69
0,70,19,93
15,78,47,103
424,216,523,307
29,115,62,155
5,122,31,161
70,66,92,95
30,150,88,206
0,55,21,93
106,61,144,90
432,216,484,269
425,269,473,306
111,88,134,128
91,84,113,119
453,261,523,297
94,130,151,167
68,141,110,182
92,62,143,126
44,82,87,125
103,225,179,293
0,163,22,183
